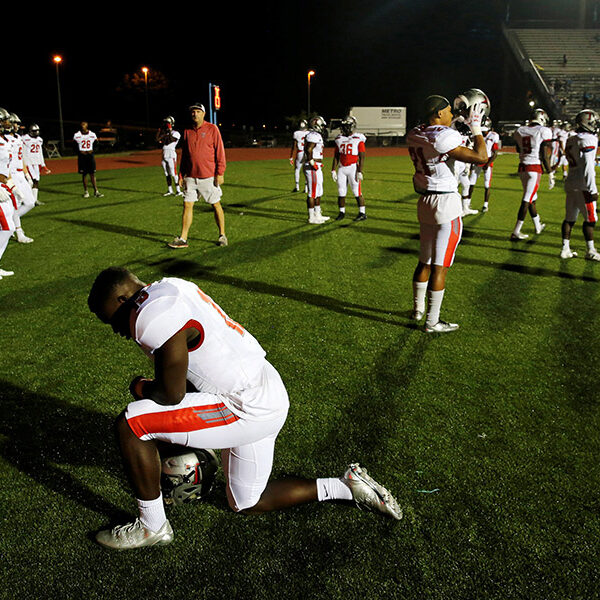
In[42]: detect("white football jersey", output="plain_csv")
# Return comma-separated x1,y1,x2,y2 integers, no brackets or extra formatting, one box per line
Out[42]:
162,130,180,159
485,130,500,156
304,130,324,160
130,277,277,420
0,135,11,177
73,130,97,152
407,124,463,193
514,124,552,165
293,129,308,153
334,133,366,166
22,134,46,166
8,134,24,173
564,131,598,193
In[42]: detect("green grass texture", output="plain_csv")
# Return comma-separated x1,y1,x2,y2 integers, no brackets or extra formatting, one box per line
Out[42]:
1,153,598,600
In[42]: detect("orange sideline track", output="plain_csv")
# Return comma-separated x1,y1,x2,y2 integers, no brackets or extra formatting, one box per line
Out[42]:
45,147,411,175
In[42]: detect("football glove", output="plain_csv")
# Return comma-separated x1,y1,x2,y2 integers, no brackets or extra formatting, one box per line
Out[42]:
465,103,485,136
357,172,364,181
331,170,338,182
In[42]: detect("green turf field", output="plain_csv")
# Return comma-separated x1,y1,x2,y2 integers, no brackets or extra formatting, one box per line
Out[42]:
1,153,598,600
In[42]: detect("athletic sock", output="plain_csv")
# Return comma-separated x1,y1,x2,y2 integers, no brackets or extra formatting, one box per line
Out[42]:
532,215,542,231
338,206,346,214
426,289,445,327
137,494,167,532
316,478,353,502
587,240,596,252
562,239,571,251
513,220,524,235
358,205,366,214
308,207,315,219
315,206,322,217
413,280,427,313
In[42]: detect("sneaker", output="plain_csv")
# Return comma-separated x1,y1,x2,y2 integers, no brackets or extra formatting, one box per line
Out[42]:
585,251,600,262
535,223,546,235
34,200,45,206
95,518,173,550
354,213,367,221
163,191,174,197
335,212,345,221
424,320,459,333
343,463,402,520
94,191,104,198
510,232,529,241
0,268,14,276
308,215,329,224
168,236,188,249
291,187,300,193
462,208,479,216
316,214,330,222
482,204,489,213
411,310,424,321
217,234,228,247
560,248,577,259
176,191,184,197
16,232,33,244
83,191,90,198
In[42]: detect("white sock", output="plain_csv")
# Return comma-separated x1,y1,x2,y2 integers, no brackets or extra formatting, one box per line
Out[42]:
33,188,39,201
137,494,167,532
562,239,570,250
462,197,469,210
359,205,366,214
315,205,322,216
339,206,346,213
426,289,445,327
532,215,541,231
513,220,524,235
167,185,173,193
308,207,315,219
587,240,596,252
316,478,353,502
413,280,427,313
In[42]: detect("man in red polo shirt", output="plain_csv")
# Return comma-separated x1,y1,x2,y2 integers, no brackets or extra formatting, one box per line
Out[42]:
169,103,227,248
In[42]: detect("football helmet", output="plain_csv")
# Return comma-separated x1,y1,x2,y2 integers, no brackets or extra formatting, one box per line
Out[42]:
299,119,308,130
0,107,10,133
309,115,327,135
453,88,491,119
575,109,600,133
530,108,549,127
163,116,175,126
482,116,492,132
341,116,357,136
29,124,40,137
161,449,219,506
9,113,21,133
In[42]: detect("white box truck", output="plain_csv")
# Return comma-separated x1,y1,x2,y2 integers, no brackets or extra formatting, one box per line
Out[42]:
328,106,407,141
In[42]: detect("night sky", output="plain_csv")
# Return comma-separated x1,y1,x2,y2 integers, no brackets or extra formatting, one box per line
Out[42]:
8,0,593,134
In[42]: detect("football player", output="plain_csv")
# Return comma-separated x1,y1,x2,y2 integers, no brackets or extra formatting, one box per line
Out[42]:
22,124,51,206
88,267,402,550
407,90,488,333
289,119,308,193
303,115,329,224
548,119,564,190
560,109,600,261
468,118,501,213
73,121,103,198
331,116,367,221
156,116,182,196
7,113,35,243
0,107,16,279
448,118,478,216
510,108,553,240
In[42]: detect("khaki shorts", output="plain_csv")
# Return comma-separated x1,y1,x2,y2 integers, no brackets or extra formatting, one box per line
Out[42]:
183,177,223,205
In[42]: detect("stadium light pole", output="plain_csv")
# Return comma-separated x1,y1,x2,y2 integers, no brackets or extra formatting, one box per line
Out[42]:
307,70,315,118
53,55,65,153
142,67,150,130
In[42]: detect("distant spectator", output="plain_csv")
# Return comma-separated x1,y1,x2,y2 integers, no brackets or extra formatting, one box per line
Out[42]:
562,54,568,67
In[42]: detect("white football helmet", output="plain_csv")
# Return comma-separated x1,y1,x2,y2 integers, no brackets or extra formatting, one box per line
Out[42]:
309,115,327,135
576,109,600,133
453,88,491,119
29,124,40,137
163,116,175,126
0,107,10,133
161,449,219,506
299,119,308,130
530,108,549,127
9,113,21,133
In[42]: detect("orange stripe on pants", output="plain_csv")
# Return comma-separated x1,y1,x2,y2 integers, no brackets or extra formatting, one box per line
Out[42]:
443,217,462,267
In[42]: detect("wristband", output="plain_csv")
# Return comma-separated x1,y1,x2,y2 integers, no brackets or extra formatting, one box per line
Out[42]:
470,126,482,137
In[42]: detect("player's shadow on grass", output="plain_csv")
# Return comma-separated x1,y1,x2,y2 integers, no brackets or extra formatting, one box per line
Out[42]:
53,217,172,243
148,258,410,325
0,380,130,522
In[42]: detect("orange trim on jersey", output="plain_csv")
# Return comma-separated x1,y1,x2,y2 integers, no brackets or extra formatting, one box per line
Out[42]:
443,217,462,267
0,205,9,230
179,319,205,351
196,289,244,335
127,402,240,438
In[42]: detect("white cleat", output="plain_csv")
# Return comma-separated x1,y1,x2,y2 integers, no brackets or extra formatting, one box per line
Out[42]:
163,191,174,196
560,248,577,259
481,205,489,213
308,215,329,224
535,223,546,235
411,310,424,321
462,208,479,216
95,518,174,550
16,233,33,244
510,232,529,241
343,463,402,520
0,268,14,276
176,191,184,197
424,320,459,333
83,191,90,198
585,251,600,262
94,191,104,198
